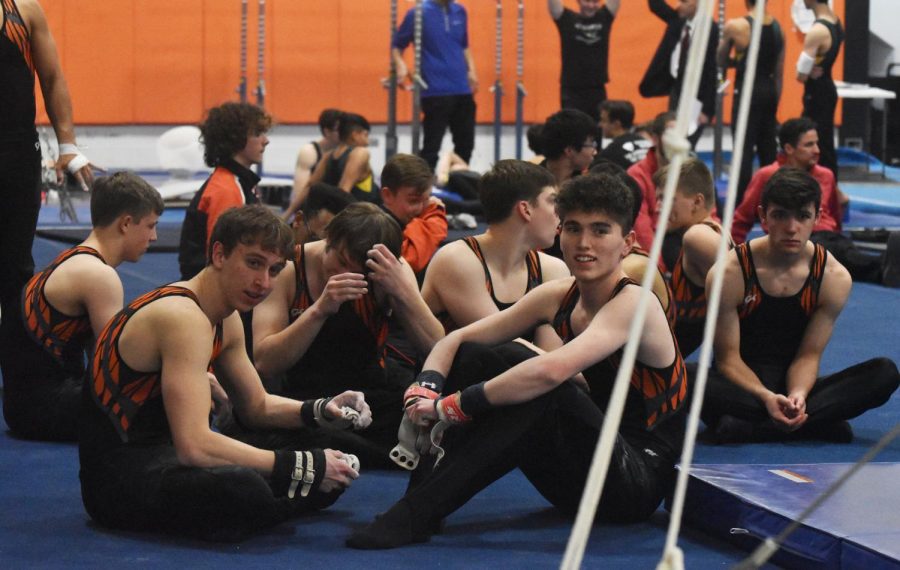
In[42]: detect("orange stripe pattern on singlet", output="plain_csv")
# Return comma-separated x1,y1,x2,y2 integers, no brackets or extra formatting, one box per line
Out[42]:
438,236,543,333
630,245,677,328
290,244,389,363
736,242,827,319
1,0,32,72
90,286,224,442
21,246,105,363
552,278,688,429
670,221,729,323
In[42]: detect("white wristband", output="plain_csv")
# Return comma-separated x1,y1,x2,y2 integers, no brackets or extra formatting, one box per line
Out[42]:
58,143,80,156
66,153,90,175
796,51,815,76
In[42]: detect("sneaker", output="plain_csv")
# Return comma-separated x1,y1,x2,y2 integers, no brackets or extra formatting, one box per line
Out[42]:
882,231,900,287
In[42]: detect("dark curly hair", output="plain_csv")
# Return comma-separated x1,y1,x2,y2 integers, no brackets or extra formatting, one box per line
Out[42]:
199,102,272,167
556,173,634,234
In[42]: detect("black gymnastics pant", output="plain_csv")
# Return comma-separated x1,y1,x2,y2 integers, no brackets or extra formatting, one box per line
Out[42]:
397,342,676,531
79,444,340,542
700,357,900,436
732,87,778,205
0,307,81,442
419,94,476,171
803,82,839,178
0,135,42,346
561,84,607,123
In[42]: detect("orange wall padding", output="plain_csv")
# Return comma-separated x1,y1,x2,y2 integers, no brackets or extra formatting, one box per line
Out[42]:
34,0,843,126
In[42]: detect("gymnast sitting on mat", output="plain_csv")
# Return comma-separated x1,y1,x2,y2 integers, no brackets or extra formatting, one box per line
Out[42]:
700,167,900,444
0,172,162,442
79,206,366,541
347,173,688,549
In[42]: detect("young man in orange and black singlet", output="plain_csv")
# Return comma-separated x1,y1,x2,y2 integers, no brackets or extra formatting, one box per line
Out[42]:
702,168,899,444
655,157,731,357
178,102,271,280
79,206,368,541
717,0,784,203
796,0,843,178
421,160,569,348
348,173,688,549
252,203,444,468
0,172,161,441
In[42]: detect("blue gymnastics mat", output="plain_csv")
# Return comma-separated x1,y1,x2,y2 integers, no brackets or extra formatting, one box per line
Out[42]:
676,462,900,569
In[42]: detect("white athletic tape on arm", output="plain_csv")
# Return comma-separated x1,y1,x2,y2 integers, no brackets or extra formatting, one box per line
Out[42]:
796,51,815,76
66,154,90,175
58,143,80,156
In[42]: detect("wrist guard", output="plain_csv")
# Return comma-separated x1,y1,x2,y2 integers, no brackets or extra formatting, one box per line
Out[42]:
435,392,471,425
301,397,359,430
403,384,439,408
415,370,446,393
272,448,326,499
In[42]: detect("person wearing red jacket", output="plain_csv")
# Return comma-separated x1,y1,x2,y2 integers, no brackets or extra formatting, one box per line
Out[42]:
628,111,676,251
379,154,449,275
732,117,897,285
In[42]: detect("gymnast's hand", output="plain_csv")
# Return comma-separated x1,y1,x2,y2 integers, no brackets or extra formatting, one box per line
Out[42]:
407,397,439,427
763,392,808,432
320,449,359,493
365,244,409,298
327,390,373,430
315,272,368,315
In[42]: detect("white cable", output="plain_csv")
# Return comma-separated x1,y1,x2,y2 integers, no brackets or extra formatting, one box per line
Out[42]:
560,2,716,568
657,2,768,569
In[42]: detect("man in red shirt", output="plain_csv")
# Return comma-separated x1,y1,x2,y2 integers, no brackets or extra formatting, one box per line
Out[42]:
732,117,894,285
628,111,676,251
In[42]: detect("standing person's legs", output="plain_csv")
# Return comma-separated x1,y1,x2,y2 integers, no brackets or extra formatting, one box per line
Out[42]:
0,137,42,332
447,94,476,166
420,96,453,171
561,86,606,123
804,90,839,178
735,98,763,205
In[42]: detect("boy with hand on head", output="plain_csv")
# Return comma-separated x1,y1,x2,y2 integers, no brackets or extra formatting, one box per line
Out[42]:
79,205,367,541
252,203,444,467
0,172,162,441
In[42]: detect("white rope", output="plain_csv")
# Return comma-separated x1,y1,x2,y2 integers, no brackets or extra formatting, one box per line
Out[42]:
657,2,767,569
559,2,716,568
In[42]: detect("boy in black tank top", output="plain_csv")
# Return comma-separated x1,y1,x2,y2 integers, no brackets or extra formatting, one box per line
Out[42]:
422,160,569,344
79,206,368,541
252,203,444,468
702,168,899,444
348,173,687,549
0,173,162,441
796,0,843,178
654,158,731,357
717,0,784,202
291,108,341,207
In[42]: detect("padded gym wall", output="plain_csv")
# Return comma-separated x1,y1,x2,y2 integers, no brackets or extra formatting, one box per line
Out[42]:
34,0,842,127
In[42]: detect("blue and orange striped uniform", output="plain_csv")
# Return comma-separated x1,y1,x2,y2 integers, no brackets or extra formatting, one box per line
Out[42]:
735,241,827,365
90,286,223,443
283,243,390,398
21,245,105,365
552,278,687,450
669,221,731,355
437,236,544,333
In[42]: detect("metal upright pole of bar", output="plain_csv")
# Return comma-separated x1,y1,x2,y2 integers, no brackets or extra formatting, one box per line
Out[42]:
256,0,266,176
238,0,248,103
492,0,504,164
411,0,427,155
713,0,726,181
515,0,527,160
386,0,400,161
